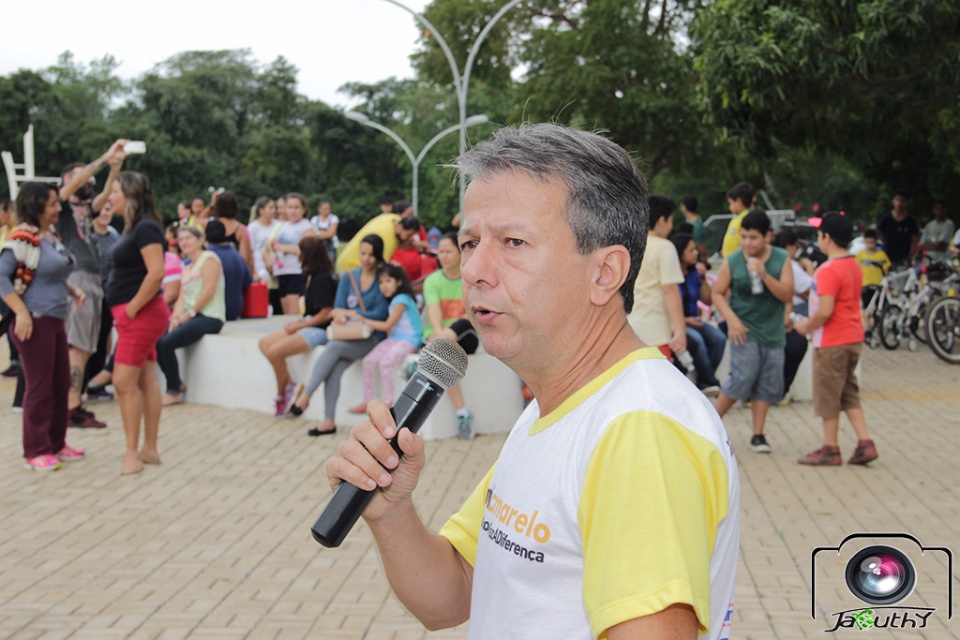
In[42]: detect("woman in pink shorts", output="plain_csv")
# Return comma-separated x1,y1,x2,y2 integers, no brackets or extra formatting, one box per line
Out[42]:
105,172,170,475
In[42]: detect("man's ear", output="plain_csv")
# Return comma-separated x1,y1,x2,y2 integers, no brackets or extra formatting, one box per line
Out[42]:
590,245,631,307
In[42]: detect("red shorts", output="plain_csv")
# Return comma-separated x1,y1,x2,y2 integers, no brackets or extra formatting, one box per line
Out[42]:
112,296,170,367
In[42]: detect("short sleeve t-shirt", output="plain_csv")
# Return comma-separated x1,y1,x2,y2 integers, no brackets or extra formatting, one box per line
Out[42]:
439,349,740,640
272,219,314,276
248,219,280,281
336,213,401,273
855,249,891,288
721,211,748,258
107,219,165,306
388,293,423,348
627,234,685,346
810,256,864,348
876,211,919,264
422,270,465,339
921,218,956,263
303,272,337,327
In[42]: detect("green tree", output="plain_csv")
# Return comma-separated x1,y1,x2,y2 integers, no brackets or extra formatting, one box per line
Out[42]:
413,0,711,179
694,0,960,216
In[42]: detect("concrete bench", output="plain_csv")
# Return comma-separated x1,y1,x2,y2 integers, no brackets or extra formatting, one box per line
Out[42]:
162,316,526,440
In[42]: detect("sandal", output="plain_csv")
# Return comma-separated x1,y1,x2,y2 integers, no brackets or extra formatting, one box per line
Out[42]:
162,393,184,406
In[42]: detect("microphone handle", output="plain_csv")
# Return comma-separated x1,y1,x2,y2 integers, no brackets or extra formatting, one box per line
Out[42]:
311,373,445,548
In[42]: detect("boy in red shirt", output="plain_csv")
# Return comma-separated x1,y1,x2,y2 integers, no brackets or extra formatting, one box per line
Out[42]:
794,213,879,466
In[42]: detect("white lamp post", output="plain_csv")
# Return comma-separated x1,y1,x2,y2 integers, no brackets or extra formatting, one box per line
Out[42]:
346,112,489,216
381,0,522,210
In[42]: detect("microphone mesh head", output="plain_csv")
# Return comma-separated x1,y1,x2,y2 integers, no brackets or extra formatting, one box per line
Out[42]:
418,338,468,389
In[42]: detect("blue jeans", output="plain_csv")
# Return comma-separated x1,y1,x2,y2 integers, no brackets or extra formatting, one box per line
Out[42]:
686,323,727,387
156,314,224,393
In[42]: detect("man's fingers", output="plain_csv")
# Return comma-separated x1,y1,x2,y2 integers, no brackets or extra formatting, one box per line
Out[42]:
326,452,377,492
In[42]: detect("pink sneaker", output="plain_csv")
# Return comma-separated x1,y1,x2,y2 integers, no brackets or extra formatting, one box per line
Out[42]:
55,444,86,462
24,454,62,471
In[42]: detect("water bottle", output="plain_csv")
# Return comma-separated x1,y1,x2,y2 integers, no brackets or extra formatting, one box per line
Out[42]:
748,257,764,294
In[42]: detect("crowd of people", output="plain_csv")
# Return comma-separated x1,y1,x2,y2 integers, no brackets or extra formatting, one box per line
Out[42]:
2,135,958,477
0,140,480,474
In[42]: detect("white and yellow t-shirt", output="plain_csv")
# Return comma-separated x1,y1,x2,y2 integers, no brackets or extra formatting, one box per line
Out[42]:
440,349,739,640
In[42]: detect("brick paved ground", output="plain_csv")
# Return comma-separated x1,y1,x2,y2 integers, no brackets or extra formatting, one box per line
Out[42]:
1,344,958,639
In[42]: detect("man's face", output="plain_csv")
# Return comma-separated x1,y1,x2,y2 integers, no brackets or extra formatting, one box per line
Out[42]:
865,236,877,251
653,214,673,238
459,171,594,367
892,195,907,213
728,198,747,215
396,225,417,243
933,203,947,221
739,228,766,257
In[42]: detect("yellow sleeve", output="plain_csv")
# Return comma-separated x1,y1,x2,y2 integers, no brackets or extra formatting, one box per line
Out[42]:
578,411,730,639
438,464,496,568
335,214,401,273
721,215,742,258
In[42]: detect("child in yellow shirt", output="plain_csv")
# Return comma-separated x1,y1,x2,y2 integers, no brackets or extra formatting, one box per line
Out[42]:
856,229,891,308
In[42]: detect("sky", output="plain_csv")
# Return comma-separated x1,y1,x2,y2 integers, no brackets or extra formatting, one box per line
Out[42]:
0,0,431,107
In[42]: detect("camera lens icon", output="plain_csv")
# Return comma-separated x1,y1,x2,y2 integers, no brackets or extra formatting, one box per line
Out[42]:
845,546,916,606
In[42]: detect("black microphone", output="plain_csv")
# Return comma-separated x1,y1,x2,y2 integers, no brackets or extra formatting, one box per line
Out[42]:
311,338,469,548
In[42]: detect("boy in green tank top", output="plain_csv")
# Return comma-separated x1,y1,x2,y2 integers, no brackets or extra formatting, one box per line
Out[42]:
712,210,794,454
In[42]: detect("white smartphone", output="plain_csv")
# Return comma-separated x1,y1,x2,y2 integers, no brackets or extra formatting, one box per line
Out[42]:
124,140,146,154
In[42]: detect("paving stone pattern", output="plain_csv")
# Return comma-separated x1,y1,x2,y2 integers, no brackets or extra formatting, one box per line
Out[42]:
1,345,958,639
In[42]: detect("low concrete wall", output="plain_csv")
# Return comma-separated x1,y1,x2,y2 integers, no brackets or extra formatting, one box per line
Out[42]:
165,316,526,440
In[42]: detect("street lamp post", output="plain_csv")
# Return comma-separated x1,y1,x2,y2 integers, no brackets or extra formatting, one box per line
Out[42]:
381,0,522,210
346,112,489,217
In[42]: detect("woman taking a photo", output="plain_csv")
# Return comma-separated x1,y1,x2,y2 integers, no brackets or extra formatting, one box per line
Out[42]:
157,225,226,406
0,183,87,470
106,172,169,475
288,234,388,436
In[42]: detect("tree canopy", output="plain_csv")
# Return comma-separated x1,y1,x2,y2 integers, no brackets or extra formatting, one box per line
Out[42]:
1,0,957,229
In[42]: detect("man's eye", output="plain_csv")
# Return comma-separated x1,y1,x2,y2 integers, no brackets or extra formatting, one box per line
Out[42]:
506,238,525,248
460,240,477,251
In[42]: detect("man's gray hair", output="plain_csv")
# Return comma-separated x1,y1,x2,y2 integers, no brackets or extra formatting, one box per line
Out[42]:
457,123,648,313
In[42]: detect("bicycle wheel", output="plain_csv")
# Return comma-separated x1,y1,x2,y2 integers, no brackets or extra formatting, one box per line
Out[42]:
925,296,960,364
908,301,929,345
879,304,903,350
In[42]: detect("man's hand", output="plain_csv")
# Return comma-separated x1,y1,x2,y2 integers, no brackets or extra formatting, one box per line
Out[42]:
746,256,767,279
794,319,811,336
668,329,687,355
727,318,748,345
685,317,703,328
325,400,428,523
